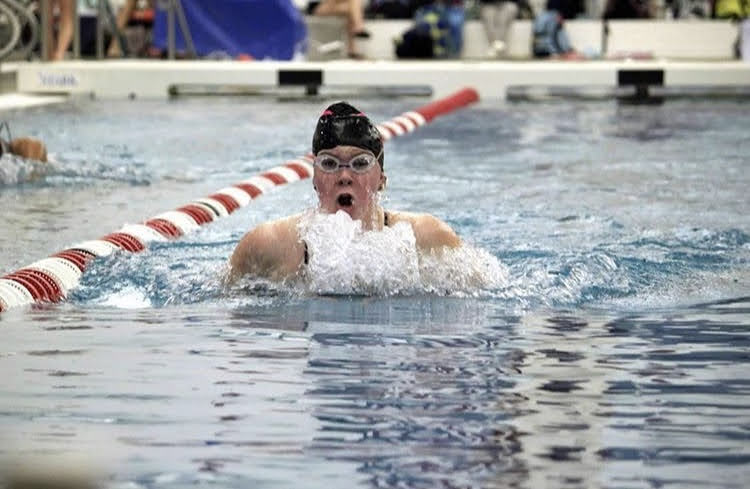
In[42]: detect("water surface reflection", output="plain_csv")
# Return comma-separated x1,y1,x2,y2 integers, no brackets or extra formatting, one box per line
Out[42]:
1,297,749,488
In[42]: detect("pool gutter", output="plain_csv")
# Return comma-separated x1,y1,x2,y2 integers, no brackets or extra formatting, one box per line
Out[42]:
8,59,750,101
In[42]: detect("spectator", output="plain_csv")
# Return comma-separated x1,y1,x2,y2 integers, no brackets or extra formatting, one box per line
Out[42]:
548,0,585,19
366,0,434,18
478,0,529,58
308,0,370,58
603,0,652,18
532,0,584,59
665,0,711,18
107,0,155,58
395,1,465,59
714,0,749,19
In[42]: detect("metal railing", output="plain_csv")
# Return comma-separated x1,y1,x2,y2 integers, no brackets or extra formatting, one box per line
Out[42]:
0,0,40,61
1,0,196,61
160,0,194,59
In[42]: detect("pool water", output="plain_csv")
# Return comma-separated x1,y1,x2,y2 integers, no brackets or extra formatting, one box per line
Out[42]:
0,96,748,488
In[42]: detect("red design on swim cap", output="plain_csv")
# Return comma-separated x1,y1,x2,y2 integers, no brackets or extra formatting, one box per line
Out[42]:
321,110,333,116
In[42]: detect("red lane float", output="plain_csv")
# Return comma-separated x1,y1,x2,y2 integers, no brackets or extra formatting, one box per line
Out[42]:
0,87,480,311
375,87,479,141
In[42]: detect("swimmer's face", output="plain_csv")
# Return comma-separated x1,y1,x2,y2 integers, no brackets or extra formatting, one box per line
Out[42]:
313,145,385,222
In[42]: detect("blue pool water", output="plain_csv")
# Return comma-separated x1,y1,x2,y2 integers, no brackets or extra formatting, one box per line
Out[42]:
0,96,749,488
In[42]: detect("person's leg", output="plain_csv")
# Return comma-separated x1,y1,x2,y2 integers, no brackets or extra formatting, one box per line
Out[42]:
314,0,363,57
313,0,348,16
481,4,506,57
108,0,138,57
52,0,74,60
480,4,499,45
348,0,366,34
497,2,518,45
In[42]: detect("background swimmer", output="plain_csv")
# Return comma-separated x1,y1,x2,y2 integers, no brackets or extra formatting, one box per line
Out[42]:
0,123,50,185
1,121,47,162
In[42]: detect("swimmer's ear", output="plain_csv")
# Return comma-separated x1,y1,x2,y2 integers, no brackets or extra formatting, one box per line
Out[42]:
379,174,387,191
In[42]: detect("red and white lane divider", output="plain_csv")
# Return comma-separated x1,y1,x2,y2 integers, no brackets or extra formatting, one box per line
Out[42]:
0,87,479,311
375,86,479,141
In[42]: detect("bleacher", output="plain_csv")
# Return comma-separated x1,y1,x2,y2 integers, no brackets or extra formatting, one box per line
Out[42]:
305,0,741,63
306,16,741,61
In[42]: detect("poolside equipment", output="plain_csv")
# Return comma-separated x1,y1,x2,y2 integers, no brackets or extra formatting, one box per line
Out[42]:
0,87,479,312
152,0,305,60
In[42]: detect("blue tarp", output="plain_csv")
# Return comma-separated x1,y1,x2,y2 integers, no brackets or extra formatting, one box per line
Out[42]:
152,0,306,60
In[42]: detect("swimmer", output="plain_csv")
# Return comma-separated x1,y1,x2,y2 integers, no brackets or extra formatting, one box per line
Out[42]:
229,102,462,282
0,122,48,162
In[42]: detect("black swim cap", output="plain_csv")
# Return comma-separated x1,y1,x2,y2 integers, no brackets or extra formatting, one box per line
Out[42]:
312,102,384,168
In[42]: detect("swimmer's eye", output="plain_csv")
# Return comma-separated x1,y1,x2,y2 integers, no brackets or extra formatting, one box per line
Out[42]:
350,155,376,173
317,156,340,172
314,153,378,173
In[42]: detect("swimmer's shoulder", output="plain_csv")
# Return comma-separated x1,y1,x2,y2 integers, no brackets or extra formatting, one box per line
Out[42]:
386,210,461,251
230,214,305,280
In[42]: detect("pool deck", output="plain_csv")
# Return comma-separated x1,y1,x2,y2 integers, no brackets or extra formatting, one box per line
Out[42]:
2,58,750,104
1,18,748,107
0,92,67,111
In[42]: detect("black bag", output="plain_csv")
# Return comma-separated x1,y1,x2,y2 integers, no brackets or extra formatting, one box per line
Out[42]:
395,25,434,57
367,0,435,19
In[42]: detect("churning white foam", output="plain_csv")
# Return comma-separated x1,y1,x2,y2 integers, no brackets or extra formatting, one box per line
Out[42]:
0,154,50,185
298,210,507,296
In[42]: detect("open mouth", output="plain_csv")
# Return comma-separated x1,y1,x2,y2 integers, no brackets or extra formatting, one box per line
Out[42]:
337,193,354,207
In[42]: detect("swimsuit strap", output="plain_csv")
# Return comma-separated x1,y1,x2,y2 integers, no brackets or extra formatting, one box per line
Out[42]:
384,211,390,227
303,241,309,265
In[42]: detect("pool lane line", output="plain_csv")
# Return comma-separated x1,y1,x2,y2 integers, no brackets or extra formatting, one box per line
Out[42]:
0,87,479,312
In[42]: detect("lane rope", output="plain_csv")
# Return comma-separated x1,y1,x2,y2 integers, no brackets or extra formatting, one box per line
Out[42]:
0,87,479,311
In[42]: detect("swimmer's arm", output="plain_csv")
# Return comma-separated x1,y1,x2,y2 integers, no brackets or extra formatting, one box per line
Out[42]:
394,212,461,252
228,218,304,282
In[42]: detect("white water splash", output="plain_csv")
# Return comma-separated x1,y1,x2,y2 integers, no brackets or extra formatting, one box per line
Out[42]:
298,210,508,297
95,286,152,309
419,244,509,296
0,155,51,185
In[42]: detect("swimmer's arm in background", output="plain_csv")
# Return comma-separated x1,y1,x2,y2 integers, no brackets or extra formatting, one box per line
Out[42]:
390,211,461,252
9,137,48,162
228,216,305,282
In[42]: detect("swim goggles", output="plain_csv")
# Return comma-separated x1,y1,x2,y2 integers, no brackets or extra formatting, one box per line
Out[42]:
313,149,382,174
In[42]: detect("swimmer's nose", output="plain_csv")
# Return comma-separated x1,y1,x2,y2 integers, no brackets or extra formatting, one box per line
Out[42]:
336,171,353,186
